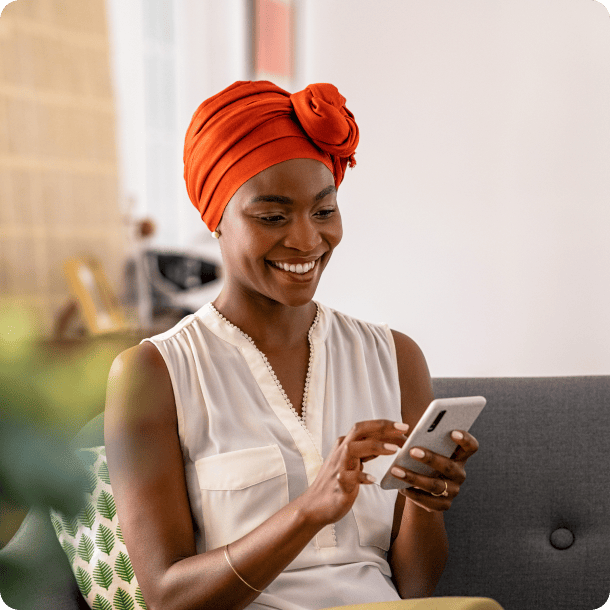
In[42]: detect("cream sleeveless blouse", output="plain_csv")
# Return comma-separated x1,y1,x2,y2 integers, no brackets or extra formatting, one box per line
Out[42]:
142,301,403,609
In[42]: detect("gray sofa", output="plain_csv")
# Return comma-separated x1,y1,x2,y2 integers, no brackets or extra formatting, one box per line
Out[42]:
1,376,609,610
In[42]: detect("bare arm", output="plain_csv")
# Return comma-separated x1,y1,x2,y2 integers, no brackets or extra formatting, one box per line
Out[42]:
387,330,449,598
105,342,407,610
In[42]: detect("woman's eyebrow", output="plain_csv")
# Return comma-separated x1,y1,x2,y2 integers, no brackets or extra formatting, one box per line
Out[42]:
247,185,336,206
248,194,292,205
315,185,337,201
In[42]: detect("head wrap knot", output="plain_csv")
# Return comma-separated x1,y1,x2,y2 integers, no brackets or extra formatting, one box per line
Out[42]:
183,80,359,232
290,83,358,167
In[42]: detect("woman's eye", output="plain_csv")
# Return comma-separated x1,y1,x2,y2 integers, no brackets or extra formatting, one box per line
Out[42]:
258,209,335,222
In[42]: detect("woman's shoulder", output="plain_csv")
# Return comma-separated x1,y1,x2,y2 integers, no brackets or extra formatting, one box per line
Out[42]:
321,302,393,338
320,303,433,412
137,306,215,367
321,304,425,358
320,302,426,356
389,328,427,364
110,341,168,381
105,341,177,435
143,309,203,344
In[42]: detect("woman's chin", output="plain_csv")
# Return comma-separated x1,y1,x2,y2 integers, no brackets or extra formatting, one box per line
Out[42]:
269,290,317,309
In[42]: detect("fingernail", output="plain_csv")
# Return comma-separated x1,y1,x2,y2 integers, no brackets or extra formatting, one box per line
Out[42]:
394,422,409,431
410,448,425,459
366,474,376,483
452,431,464,441
390,467,406,478
384,443,400,452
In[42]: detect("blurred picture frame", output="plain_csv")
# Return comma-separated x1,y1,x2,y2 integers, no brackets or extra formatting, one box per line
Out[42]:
63,257,127,335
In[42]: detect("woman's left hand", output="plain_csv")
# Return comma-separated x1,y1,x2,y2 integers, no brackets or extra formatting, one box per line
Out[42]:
391,430,479,512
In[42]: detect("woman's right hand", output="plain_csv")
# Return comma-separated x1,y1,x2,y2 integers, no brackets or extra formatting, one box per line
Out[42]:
297,419,409,527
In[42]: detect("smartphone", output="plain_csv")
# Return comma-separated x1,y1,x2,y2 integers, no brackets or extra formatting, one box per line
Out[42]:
378,396,486,491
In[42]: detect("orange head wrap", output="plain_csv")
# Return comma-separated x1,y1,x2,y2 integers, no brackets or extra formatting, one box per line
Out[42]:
183,80,359,232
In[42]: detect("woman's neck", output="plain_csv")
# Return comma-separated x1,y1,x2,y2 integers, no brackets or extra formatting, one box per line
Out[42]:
212,290,317,353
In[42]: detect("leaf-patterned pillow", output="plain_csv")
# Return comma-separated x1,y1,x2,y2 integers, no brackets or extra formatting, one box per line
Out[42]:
50,446,148,610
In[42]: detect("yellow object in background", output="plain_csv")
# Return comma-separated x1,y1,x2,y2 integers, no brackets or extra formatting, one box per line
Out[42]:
63,257,127,335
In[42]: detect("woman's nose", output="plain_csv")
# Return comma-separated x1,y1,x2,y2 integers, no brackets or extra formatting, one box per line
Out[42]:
283,216,322,252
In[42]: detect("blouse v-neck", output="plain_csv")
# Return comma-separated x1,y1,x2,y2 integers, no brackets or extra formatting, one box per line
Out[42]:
208,302,320,432
200,301,329,462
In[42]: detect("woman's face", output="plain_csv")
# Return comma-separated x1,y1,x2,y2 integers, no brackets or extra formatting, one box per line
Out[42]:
217,158,343,308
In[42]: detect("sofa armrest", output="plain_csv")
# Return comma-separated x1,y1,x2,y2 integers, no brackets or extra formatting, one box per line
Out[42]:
0,506,89,610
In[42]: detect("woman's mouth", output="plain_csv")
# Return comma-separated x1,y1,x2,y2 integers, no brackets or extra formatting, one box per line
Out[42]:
267,258,319,275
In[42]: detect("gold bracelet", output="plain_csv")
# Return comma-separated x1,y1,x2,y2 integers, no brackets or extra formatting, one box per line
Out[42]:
223,544,263,593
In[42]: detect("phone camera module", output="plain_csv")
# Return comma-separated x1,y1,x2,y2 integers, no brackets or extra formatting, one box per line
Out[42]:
427,410,446,433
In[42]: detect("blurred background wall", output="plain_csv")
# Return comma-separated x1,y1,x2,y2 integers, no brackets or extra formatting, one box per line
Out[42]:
296,0,610,377
0,0,126,333
1,0,609,377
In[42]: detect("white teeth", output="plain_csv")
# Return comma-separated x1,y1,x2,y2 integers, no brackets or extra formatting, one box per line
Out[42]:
270,259,317,274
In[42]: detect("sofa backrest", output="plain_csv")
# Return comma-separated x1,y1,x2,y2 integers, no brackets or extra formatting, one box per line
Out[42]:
2,377,608,610
432,376,610,610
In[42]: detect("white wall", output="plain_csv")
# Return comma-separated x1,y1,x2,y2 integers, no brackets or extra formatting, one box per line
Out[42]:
108,0,610,376
175,0,249,254
105,0,146,220
106,0,248,258
298,0,610,377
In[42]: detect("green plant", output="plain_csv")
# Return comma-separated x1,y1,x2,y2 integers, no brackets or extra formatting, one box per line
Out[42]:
0,304,114,538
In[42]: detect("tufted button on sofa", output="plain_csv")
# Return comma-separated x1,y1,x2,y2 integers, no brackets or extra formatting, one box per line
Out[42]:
549,528,575,550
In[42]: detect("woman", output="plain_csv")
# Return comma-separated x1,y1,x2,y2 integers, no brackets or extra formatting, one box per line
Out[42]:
105,81,479,610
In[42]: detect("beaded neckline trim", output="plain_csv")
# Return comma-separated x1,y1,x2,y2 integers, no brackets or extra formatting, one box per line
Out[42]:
208,302,320,431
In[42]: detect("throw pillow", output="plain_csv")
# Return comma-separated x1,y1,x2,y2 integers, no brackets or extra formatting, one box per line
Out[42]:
50,446,148,610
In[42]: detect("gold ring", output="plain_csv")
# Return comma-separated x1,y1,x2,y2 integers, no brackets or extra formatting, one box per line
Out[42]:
430,480,449,497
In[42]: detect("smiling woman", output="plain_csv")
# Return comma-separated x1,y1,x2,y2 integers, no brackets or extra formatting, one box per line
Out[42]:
103,81,483,610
